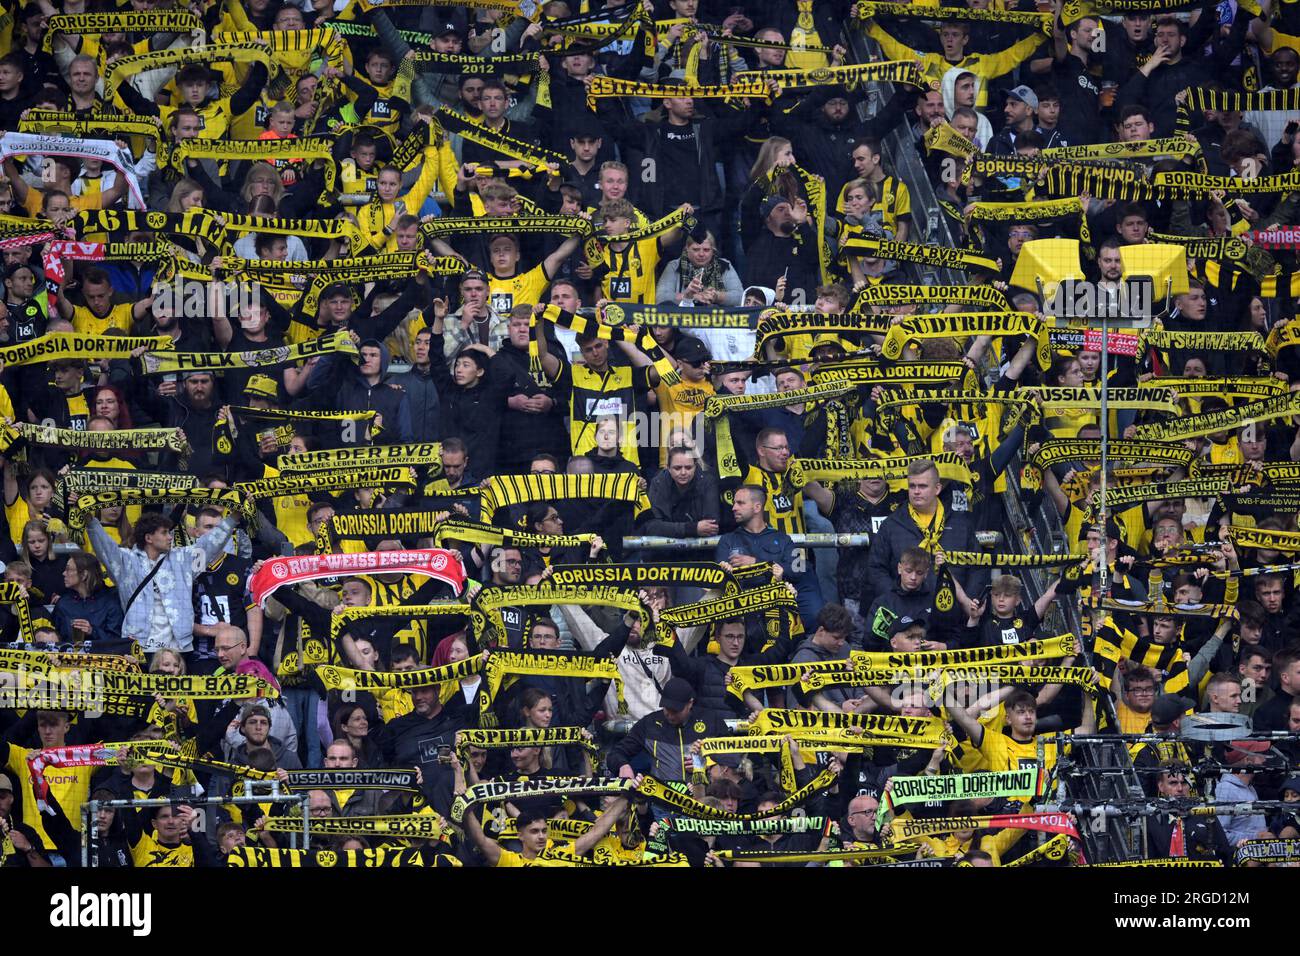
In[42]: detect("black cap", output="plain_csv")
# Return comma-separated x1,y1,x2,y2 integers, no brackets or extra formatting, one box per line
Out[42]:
660,677,695,711
320,283,351,301
1150,694,1192,726
569,112,605,141
888,615,927,638
435,21,459,37
673,337,711,366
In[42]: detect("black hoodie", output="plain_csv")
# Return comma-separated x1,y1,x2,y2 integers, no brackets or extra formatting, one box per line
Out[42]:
305,339,412,445
427,335,511,475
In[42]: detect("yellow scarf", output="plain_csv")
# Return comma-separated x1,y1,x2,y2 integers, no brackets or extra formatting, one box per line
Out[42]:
909,500,945,551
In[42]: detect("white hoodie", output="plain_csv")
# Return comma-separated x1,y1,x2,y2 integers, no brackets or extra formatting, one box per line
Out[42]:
941,66,994,152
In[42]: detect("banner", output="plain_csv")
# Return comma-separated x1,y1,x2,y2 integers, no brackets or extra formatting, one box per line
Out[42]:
890,812,1081,841
313,656,481,692
0,132,143,208
0,333,172,367
545,562,738,595
282,768,421,792
278,443,442,473
227,846,444,867
261,814,454,840
879,768,1045,824
139,330,358,375
250,549,465,605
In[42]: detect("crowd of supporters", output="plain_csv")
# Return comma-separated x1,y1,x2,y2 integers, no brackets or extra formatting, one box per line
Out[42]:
0,0,1299,871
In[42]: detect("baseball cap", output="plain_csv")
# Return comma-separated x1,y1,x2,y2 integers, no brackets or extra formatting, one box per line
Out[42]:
320,283,352,301
239,703,272,726
434,21,459,37
888,615,927,638
0,773,12,792
460,268,488,285
1007,85,1039,111
1150,694,1193,726
1282,776,1300,795
673,337,711,366
243,374,278,400
760,195,792,219
660,676,696,711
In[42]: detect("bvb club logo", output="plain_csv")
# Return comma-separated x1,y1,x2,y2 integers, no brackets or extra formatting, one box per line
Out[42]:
146,211,167,229
935,588,954,612
226,573,240,586
693,721,706,733
316,849,337,867
600,304,626,326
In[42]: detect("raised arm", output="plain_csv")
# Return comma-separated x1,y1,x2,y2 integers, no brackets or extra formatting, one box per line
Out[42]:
451,753,502,865
572,795,629,857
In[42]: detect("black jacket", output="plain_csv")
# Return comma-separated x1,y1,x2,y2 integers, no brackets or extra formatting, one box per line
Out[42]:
663,631,793,721
607,707,727,782
489,341,569,469
864,505,983,611
595,98,756,219
770,85,909,201
305,340,413,445
642,468,720,544
428,333,511,476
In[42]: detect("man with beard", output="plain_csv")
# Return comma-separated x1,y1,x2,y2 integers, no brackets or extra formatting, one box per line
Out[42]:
744,196,820,306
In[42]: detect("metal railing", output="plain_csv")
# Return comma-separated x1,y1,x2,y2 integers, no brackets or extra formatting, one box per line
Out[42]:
81,787,311,866
845,20,1142,863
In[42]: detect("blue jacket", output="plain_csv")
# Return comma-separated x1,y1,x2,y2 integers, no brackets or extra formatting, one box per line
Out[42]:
52,587,125,644
715,525,797,572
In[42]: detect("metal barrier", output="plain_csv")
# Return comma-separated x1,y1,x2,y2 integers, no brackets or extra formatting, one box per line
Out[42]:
843,21,1143,863
81,786,311,866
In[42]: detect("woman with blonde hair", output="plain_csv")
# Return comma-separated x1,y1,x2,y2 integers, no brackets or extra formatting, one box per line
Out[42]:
740,136,806,247
239,162,286,210
167,178,206,214
148,648,196,740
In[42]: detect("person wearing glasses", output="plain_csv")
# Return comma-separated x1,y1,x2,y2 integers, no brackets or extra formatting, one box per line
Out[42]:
1114,668,1158,734
843,792,885,848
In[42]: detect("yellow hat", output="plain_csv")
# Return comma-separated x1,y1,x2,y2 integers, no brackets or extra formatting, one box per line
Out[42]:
244,374,278,400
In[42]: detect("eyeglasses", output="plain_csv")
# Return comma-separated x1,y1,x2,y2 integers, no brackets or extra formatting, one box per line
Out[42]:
761,444,790,453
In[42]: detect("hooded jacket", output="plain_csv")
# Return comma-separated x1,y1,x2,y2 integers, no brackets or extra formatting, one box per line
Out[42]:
864,505,982,612
940,67,993,151
306,339,413,445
